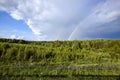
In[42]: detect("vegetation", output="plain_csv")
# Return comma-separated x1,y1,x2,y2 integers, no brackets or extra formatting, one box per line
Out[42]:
0,38,120,80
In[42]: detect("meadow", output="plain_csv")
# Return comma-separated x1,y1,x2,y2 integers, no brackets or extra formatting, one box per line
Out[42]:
0,39,120,80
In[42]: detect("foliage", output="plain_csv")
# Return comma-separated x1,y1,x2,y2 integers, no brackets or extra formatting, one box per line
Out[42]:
0,39,120,79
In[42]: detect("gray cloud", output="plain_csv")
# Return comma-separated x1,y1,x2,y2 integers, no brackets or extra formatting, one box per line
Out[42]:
68,0,120,40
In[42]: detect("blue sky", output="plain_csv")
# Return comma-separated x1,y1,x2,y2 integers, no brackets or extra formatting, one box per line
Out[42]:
0,11,35,40
0,0,120,41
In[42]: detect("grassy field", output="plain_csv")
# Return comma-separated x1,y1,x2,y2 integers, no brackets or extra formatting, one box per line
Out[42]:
0,62,120,80
0,39,120,80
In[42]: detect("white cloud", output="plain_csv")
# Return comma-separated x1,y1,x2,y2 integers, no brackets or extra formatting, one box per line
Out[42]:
0,0,87,40
10,35,16,39
10,10,23,20
0,0,120,40
10,35,24,39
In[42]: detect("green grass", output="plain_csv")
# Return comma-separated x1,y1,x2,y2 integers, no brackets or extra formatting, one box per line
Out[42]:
0,62,120,80
0,39,120,79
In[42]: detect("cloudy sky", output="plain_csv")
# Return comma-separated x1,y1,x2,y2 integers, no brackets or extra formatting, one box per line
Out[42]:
0,0,120,41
